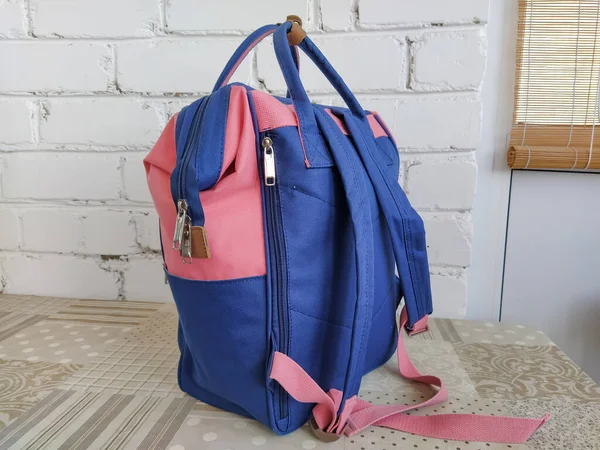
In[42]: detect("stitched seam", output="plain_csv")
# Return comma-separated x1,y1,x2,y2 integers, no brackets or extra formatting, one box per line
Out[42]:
291,108,311,166
375,138,395,166
190,98,206,190
199,228,208,257
280,184,292,354
205,88,230,188
370,282,397,323
278,180,293,430
166,273,265,285
288,307,352,330
280,182,337,208
373,211,382,225
374,113,398,151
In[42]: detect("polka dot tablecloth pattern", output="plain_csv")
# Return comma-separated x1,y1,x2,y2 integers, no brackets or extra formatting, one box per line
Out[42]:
0,294,599,449
166,411,344,450
0,320,128,364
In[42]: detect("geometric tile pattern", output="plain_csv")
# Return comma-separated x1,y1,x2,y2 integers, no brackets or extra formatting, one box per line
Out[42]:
61,343,182,398
47,298,164,327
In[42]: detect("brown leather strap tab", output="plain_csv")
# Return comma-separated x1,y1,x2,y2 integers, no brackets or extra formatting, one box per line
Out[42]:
190,226,210,259
287,21,306,46
286,15,302,26
310,419,341,442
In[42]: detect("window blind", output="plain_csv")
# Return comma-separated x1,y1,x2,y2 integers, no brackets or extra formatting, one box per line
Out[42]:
508,0,600,170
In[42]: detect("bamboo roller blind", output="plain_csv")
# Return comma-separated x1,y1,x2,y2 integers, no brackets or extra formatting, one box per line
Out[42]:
508,0,600,170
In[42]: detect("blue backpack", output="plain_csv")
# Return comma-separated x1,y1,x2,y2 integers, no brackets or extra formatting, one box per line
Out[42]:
144,19,547,444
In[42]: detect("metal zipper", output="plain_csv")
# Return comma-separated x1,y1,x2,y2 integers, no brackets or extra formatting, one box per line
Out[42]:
173,199,193,264
171,98,208,264
172,199,188,251
263,136,276,186
261,135,289,421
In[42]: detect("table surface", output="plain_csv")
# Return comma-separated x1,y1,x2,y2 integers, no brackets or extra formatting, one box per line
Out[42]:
0,295,598,450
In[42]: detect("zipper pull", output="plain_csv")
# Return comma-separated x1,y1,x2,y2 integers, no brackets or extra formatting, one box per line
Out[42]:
172,199,188,250
181,215,193,264
262,136,276,186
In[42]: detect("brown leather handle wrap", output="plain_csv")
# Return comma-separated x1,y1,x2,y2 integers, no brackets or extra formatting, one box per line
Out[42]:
286,15,302,26
285,15,306,46
287,22,306,46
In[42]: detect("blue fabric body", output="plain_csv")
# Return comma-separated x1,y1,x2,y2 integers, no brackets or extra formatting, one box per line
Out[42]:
162,22,433,436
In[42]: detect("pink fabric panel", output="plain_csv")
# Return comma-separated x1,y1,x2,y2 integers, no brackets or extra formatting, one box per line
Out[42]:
250,90,387,138
144,86,266,280
144,117,180,275
325,109,349,134
250,90,297,131
367,114,387,138
325,109,387,139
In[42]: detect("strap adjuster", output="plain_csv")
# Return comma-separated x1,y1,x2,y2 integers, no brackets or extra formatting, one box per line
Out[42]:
407,315,429,336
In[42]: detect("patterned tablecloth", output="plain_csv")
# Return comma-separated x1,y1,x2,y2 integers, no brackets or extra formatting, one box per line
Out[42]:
0,294,598,450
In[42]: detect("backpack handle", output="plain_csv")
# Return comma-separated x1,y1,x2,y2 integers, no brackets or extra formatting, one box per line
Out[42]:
272,21,366,119
213,24,300,92
215,21,367,166
270,22,368,166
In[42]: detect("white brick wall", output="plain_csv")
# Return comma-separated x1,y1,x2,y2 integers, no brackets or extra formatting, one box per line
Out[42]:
166,0,310,33
320,0,354,31
30,0,160,37
1,153,122,200
0,42,110,92
0,0,487,316
257,35,407,92
405,156,478,210
117,39,252,93
21,209,82,253
132,211,162,252
394,97,481,149
0,0,26,38
40,99,162,146
0,100,32,143
1,253,120,299
81,211,138,255
0,209,20,250
122,153,153,203
421,213,472,267
430,271,468,318
123,257,171,302
409,31,486,91
359,0,488,27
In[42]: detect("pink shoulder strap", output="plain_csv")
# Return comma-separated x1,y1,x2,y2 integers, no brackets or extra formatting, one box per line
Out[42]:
270,306,549,444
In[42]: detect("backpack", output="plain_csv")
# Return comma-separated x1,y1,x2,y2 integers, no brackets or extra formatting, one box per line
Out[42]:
144,18,548,444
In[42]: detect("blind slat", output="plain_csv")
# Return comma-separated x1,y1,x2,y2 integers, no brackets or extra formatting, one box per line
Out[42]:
509,0,600,170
